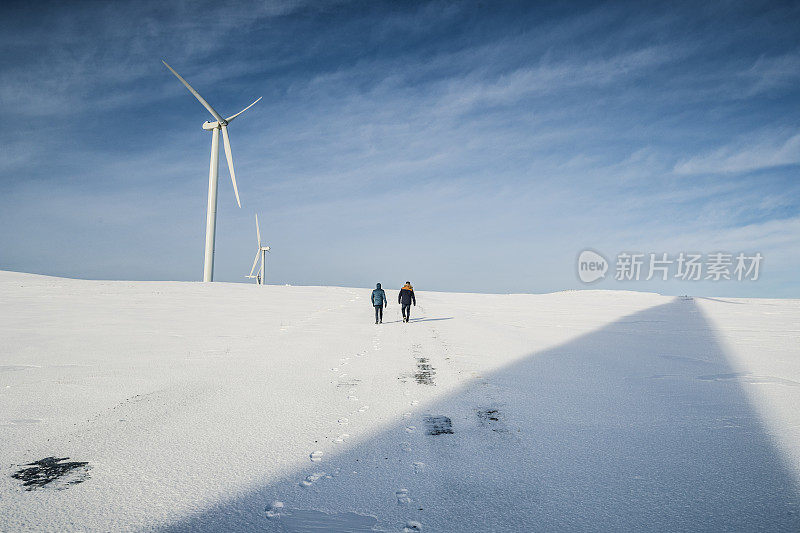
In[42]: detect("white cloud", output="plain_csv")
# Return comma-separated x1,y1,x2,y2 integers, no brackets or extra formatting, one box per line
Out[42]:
742,52,800,96
674,132,800,175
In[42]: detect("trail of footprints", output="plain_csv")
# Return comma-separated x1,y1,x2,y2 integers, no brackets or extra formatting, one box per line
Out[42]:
281,323,498,531
331,353,369,444
390,325,511,531
391,332,446,531
297,327,430,531
294,335,376,499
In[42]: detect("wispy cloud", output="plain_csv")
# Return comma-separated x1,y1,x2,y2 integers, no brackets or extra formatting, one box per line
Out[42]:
741,52,800,97
674,132,800,175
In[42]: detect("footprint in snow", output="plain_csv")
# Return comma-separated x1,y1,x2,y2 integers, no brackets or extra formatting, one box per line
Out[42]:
348,395,359,401
404,520,423,531
309,451,324,462
410,400,419,406
399,441,412,452
333,434,350,443
265,501,284,519
300,472,327,487
423,415,454,435
413,462,425,473
338,418,349,425
396,489,411,504
358,405,369,412
405,426,416,433
477,408,507,432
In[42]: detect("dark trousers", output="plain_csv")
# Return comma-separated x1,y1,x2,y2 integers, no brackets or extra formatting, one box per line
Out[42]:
401,303,411,321
374,305,383,322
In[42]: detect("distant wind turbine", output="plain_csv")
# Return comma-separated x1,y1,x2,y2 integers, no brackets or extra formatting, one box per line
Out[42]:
247,214,271,285
162,59,262,282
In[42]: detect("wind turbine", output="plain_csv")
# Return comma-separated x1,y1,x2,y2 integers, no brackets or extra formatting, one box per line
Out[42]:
247,214,270,285
162,60,262,282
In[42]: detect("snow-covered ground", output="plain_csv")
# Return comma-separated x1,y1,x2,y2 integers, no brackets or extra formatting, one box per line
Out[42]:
1,270,799,532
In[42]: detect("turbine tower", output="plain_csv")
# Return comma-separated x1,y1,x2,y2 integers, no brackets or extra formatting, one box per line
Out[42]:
247,214,270,285
162,60,262,282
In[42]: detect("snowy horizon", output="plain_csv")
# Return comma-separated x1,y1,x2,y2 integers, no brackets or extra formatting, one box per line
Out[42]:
1,0,799,297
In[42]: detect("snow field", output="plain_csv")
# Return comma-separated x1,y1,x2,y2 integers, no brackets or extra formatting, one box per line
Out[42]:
1,271,799,531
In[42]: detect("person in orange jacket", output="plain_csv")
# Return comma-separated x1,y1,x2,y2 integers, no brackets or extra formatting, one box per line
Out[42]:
398,281,416,322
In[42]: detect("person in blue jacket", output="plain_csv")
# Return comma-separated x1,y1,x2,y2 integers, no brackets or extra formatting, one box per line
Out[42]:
371,283,387,324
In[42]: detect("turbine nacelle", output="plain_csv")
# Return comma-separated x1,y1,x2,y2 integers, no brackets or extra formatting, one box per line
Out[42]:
202,120,227,130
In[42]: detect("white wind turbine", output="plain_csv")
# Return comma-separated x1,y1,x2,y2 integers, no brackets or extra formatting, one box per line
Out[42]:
162,60,262,282
247,214,270,285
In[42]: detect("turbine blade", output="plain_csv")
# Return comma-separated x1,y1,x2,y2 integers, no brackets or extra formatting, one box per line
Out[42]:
162,60,225,123
226,97,262,123
249,249,260,277
255,214,261,246
220,125,241,208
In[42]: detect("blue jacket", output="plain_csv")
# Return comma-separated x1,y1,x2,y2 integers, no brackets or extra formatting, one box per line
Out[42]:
371,283,387,306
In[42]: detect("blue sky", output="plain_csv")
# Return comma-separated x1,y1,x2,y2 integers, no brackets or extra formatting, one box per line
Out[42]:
1,0,799,296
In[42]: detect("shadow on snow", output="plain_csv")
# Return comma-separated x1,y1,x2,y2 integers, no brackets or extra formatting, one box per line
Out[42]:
163,299,800,532
382,317,455,324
